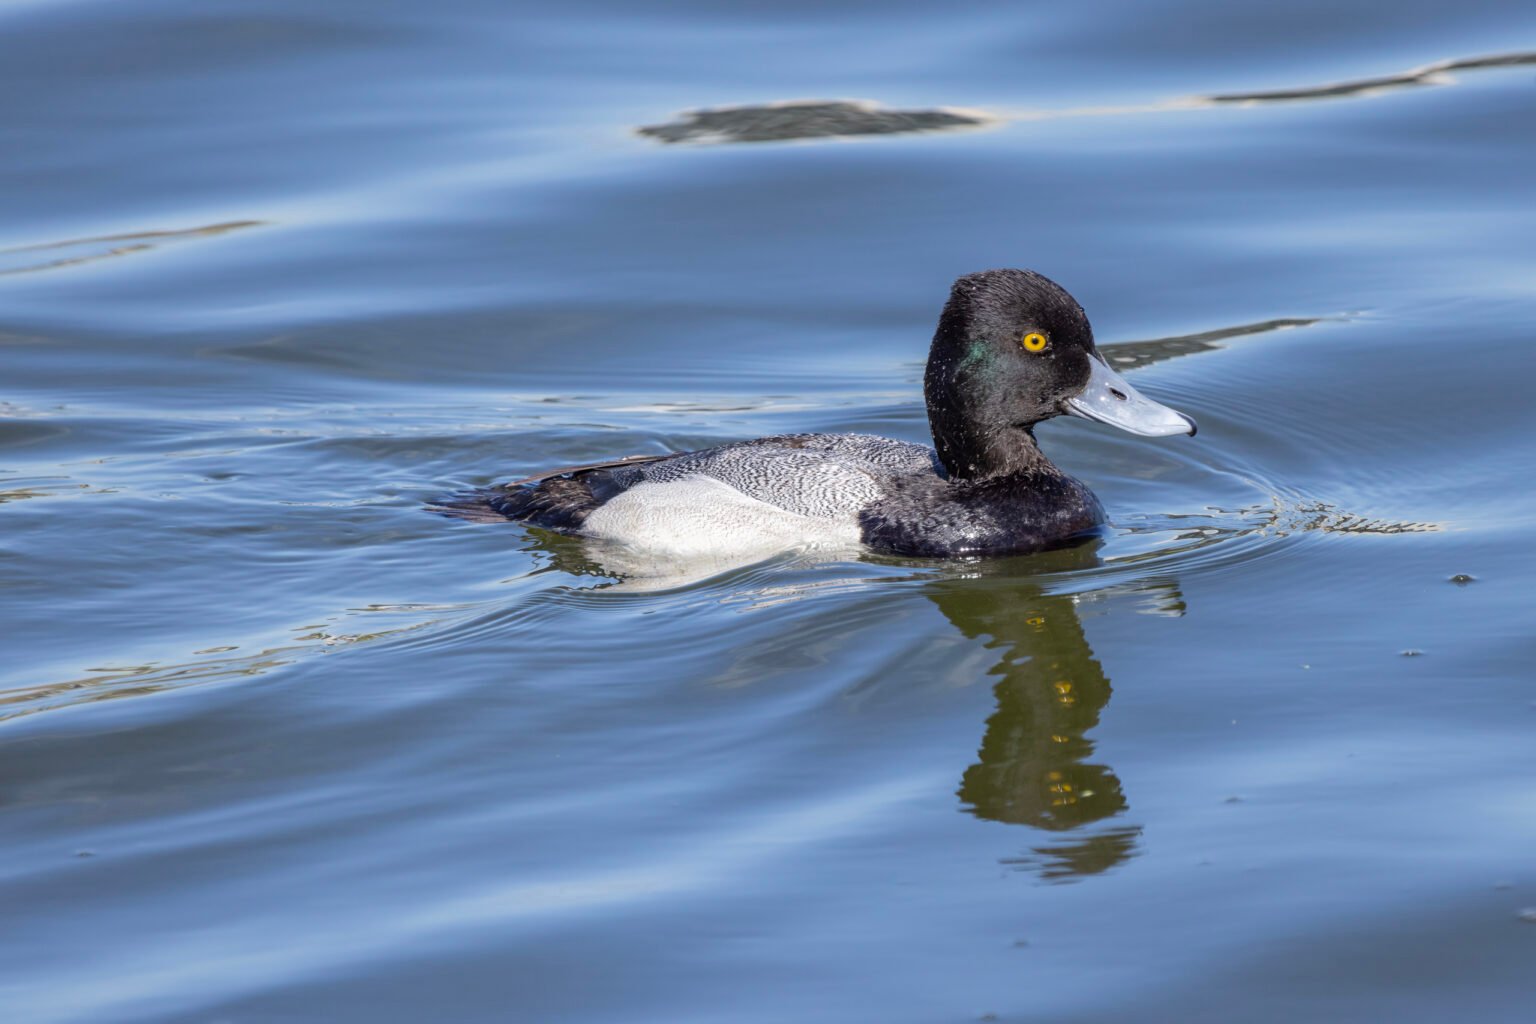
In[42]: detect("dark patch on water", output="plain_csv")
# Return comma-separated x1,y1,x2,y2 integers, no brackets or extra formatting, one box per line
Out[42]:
0,221,262,276
637,100,991,144
1207,51,1536,103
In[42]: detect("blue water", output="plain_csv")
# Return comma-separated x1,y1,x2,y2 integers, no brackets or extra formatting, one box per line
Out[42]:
4,2,1536,1020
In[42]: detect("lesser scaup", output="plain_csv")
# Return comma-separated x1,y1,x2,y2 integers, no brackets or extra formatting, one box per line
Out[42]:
463,269,1195,558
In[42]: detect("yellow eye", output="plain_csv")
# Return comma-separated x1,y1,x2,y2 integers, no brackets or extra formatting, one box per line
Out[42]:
1022,331,1048,353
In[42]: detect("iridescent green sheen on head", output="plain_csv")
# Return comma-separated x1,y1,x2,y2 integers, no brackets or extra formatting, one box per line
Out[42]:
956,339,996,376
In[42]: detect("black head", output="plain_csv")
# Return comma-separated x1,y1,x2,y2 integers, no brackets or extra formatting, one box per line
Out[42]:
923,269,1195,481
924,269,1098,478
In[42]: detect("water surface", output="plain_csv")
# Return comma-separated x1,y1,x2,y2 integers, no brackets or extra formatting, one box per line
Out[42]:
4,1,1536,1021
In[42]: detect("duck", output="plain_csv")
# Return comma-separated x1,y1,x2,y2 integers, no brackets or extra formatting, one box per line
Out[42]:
460,269,1195,558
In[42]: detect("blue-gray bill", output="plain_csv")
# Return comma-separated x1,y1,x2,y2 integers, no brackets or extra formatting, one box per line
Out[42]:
1065,354,1198,437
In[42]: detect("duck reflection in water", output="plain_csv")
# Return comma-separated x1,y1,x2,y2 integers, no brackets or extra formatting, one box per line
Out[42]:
923,541,1183,881
521,531,1183,884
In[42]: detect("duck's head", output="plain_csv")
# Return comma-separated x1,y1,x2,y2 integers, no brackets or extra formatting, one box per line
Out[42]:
924,268,1196,480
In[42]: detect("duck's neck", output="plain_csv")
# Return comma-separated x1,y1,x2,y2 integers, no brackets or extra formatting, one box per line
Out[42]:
930,418,1059,482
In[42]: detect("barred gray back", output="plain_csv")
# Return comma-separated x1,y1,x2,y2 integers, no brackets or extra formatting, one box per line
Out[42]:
610,433,939,520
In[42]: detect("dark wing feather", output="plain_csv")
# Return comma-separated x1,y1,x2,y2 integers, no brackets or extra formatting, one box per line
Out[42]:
429,453,675,528
500,453,673,487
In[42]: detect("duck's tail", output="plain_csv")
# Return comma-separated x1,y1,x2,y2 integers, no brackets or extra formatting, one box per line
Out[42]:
427,452,675,526
425,488,515,523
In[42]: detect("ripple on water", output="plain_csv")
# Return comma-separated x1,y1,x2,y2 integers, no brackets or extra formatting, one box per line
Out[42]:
0,609,452,725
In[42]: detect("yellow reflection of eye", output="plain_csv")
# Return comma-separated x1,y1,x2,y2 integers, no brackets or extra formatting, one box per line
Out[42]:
1022,331,1048,353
